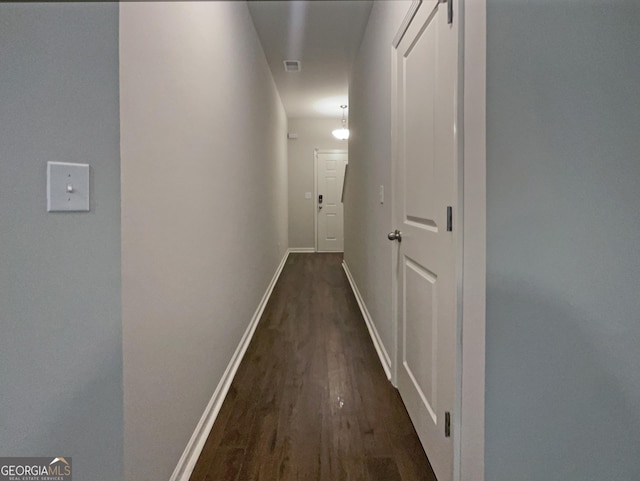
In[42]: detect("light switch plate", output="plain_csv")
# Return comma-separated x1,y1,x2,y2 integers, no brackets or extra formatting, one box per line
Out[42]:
305,192,312,199
47,162,90,212
379,185,384,204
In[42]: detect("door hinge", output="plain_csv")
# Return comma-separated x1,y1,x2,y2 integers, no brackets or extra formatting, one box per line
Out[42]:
446,206,453,232
440,0,453,24
445,411,451,437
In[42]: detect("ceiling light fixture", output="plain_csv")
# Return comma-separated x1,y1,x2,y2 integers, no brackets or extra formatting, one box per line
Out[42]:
332,105,350,140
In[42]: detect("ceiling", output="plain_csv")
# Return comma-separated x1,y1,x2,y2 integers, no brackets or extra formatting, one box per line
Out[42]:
247,0,373,119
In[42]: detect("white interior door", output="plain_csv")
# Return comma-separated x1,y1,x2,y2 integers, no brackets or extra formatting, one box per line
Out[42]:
392,2,458,481
316,151,347,252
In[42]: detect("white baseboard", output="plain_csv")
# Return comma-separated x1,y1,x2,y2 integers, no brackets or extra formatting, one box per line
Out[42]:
342,261,392,380
288,247,315,253
170,249,292,481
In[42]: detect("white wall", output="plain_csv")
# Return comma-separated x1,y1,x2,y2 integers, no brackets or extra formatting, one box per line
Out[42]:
0,4,123,479
485,1,640,480
288,118,346,249
119,3,288,480
344,1,411,373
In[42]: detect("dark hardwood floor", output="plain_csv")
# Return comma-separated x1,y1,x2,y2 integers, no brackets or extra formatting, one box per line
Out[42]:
190,253,436,481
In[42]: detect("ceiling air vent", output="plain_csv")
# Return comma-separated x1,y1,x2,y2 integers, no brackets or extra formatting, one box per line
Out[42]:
283,60,301,72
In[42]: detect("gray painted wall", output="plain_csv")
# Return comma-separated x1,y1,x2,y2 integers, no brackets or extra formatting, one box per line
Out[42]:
0,4,123,479
120,3,288,479
288,118,346,249
345,1,411,372
486,1,640,480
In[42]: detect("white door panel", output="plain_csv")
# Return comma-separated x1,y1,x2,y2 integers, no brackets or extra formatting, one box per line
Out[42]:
317,151,347,252
404,258,437,420
393,2,458,481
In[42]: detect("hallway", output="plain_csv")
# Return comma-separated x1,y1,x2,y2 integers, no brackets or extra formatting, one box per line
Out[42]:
189,253,436,481
3,2,640,480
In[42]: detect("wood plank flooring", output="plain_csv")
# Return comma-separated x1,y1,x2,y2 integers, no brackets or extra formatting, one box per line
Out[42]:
190,253,437,481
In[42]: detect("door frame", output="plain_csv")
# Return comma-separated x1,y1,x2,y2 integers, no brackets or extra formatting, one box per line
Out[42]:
314,149,348,253
458,1,486,479
390,1,486,481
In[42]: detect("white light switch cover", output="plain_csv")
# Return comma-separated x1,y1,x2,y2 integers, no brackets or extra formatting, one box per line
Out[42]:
47,162,90,212
305,192,312,199
379,185,384,204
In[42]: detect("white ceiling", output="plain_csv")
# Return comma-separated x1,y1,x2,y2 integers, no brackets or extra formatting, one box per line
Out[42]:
247,0,373,119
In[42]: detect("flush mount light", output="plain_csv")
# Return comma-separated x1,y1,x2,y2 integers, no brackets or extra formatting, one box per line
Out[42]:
332,105,349,140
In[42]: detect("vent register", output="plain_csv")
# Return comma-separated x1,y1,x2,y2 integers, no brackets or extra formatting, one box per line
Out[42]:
283,60,301,72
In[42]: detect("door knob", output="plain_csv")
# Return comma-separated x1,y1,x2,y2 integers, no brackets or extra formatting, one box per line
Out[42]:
388,230,402,242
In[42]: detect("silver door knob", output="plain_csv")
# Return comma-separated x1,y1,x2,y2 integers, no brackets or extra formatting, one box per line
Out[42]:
387,230,402,242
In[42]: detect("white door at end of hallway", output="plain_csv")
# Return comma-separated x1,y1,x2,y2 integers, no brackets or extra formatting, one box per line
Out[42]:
316,151,347,252
392,2,458,481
